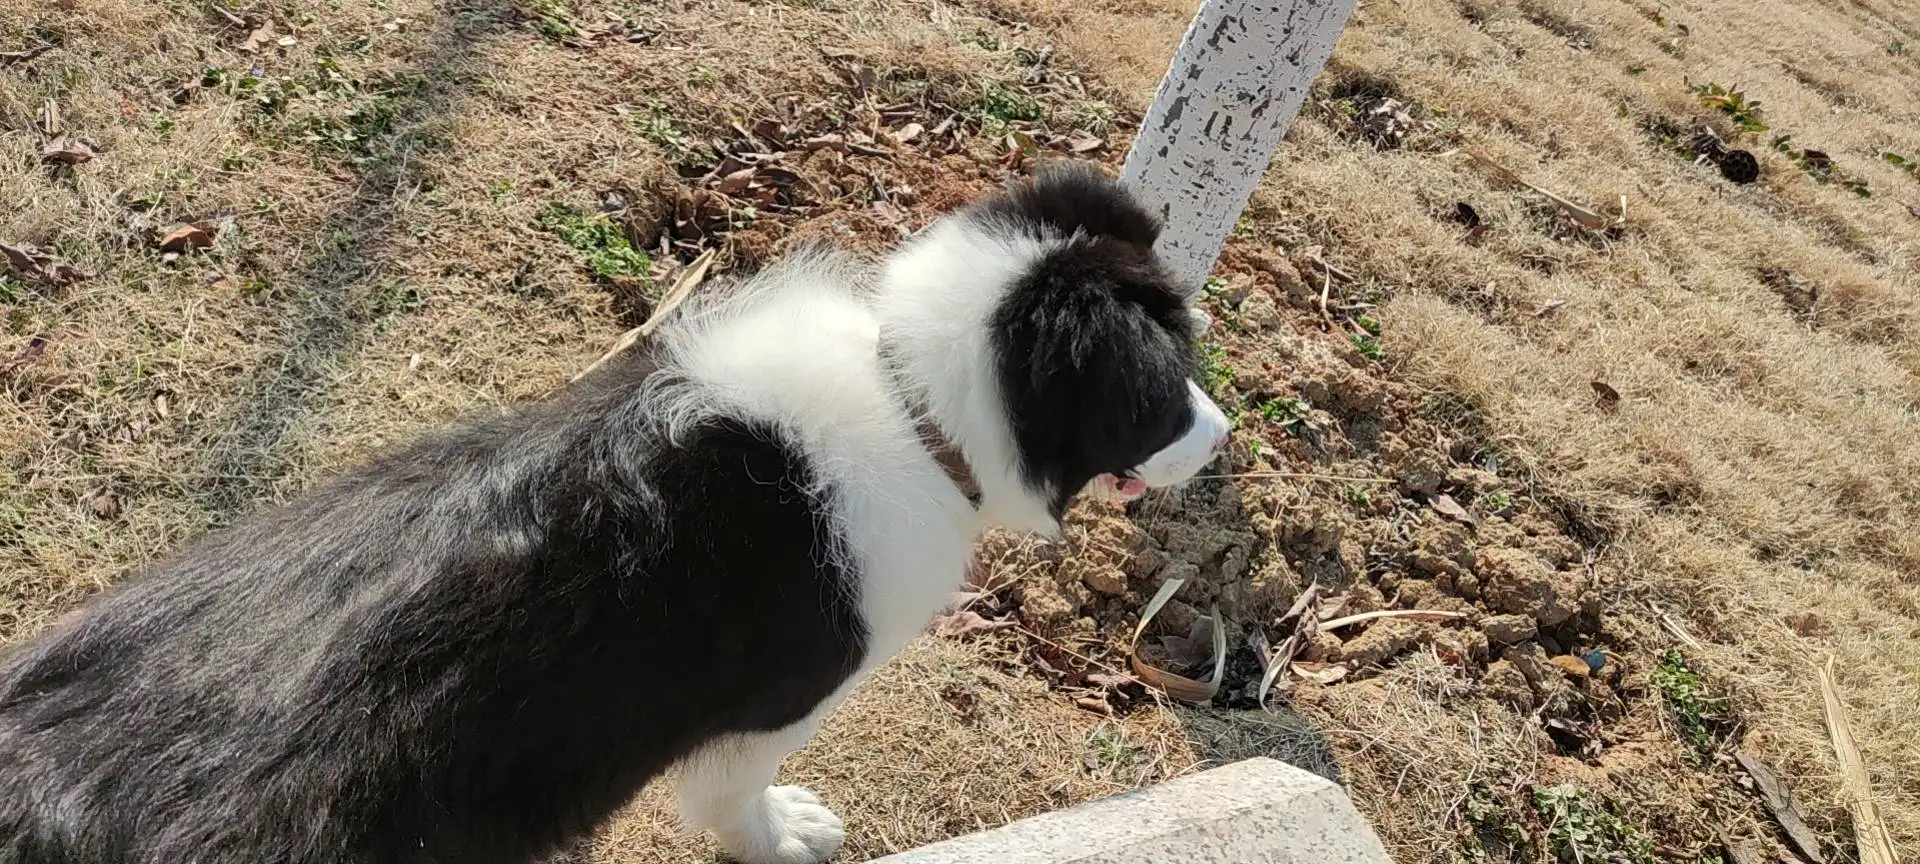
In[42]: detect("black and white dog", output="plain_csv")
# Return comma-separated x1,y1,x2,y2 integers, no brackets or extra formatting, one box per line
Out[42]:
0,164,1231,864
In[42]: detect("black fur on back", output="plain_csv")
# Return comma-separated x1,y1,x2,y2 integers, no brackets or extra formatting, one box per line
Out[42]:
0,344,866,864
978,163,1199,518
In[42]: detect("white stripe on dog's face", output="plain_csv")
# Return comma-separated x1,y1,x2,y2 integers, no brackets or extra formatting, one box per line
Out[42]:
1085,379,1232,503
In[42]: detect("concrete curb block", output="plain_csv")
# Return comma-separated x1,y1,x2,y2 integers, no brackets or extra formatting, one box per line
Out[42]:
867,757,1394,863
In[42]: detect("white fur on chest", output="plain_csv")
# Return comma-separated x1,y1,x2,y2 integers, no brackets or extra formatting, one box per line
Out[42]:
665,274,979,666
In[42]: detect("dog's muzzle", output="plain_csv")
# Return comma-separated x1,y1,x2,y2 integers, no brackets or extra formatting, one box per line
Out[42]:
1087,379,1233,503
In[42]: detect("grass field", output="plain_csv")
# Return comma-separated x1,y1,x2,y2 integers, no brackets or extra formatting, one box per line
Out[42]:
2,0,1916,861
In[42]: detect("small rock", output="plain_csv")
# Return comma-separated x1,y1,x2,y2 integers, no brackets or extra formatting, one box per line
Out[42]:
1081,564,1128,596
1482,614,1538,645
1481,659,1534,709
1398,455,1448,496
1340,618,1439,667
1478,548,1587,627
1433,627,1489,664
1017,582,1077,628
1238,289,1280,330
1409,521,1475,578
1299,630,1345,662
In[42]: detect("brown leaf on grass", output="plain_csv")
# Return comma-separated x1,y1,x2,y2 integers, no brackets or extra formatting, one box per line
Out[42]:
713,167,757,196
1591,380,1622,411
0,46,53,65
0,335,51,380
890,122,923,144
89,489,121,521
1734,752,1826,864
158,223,217,253
1,242,87,287
1065,134,1105,154
239,21,275,53
41,140,95,167
931,610,1015,638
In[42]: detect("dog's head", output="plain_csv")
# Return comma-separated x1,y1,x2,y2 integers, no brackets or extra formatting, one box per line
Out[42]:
878,163,1232,531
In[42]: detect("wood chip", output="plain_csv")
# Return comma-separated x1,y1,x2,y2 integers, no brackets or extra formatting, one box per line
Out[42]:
1734,752,1826,864
1817,659,1897,864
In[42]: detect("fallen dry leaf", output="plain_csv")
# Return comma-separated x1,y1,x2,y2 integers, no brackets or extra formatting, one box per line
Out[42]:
239,21,276,53
0,242,86,287
0,334,51,379
1085,672,1141,690
40,140,95,167
1548,654,1592,678
1429,493,1475,525
1291,662,1349,685
714,167,757,196
1066,134,1105,154
1591,380,1622,411
1534,298,1566,317
1320,609,1467,631
930,609,1015,638
1128,579,1227,704
0,46,53,65
1158,616,1217,669
158,223,217,253
1906,201,1920,220
891,122,923,144
1734,752,1826,864
89,489,121,521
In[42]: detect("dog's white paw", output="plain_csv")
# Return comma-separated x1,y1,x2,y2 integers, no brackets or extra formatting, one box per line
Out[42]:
716,785,845,864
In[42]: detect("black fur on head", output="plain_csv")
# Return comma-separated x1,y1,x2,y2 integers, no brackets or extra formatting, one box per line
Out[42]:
977,162,1198,519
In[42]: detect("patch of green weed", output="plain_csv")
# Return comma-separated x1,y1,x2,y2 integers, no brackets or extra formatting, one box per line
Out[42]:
1652,649,1729,755
632,101,688,154
1531,785,1655,864
1687,79,1766,134
978,86,1044,124
539,203,652,281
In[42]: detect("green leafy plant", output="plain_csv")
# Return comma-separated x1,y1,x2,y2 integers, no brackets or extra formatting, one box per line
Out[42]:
632,101,688,153
1687,79,1766,134
1651,649,1729,755
1772,135,1873,197
539,203,652,281
978,86,1044,124
1531,785,1655,864
1351,333,1384,362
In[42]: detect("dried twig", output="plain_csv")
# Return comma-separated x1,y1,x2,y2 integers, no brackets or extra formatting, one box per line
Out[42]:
1319,609,1467,632
571,248,716,382
1817,658,1898,864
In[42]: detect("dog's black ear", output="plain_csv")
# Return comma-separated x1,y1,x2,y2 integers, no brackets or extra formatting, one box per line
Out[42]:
976,162,1162,248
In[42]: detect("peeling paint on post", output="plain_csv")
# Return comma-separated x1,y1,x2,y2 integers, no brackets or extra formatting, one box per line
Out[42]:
1122,0,1359,298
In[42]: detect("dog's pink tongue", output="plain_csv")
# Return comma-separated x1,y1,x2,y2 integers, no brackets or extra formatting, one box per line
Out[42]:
1097,474,1149,501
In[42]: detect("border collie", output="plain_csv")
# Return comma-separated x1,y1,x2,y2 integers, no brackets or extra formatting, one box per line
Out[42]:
0,164,1231,864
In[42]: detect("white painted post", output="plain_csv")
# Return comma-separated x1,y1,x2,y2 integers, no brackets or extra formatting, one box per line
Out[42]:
1122,0,1359,298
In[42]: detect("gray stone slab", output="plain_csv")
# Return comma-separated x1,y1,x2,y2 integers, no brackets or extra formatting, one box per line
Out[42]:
867,757,1392,863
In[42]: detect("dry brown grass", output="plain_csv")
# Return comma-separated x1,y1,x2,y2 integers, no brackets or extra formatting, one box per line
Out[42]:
5,0,1920,860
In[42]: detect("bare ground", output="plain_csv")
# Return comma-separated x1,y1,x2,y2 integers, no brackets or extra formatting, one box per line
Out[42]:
3,0,1917,862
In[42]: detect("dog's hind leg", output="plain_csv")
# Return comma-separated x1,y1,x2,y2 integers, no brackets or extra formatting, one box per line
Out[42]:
675,714,845,864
